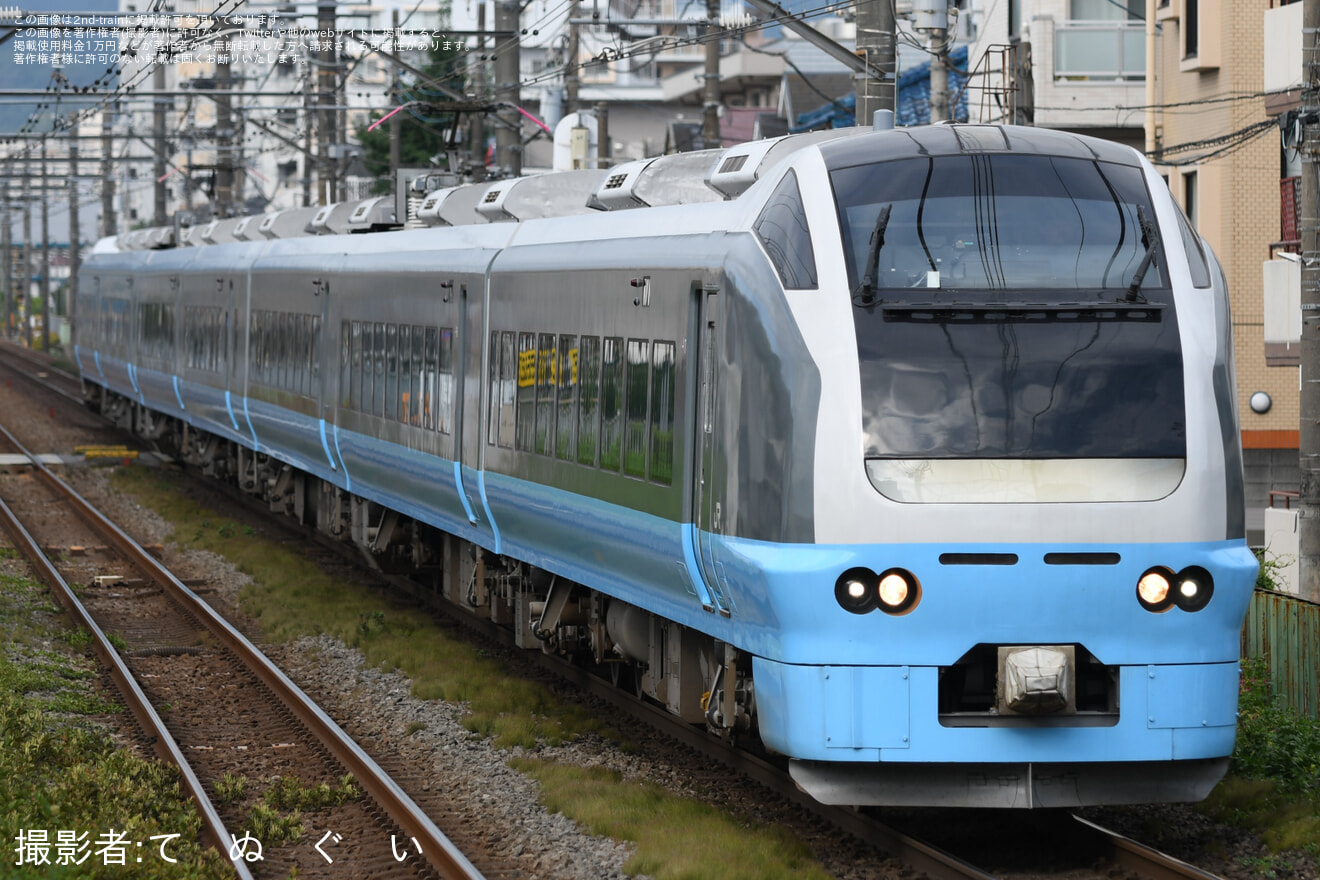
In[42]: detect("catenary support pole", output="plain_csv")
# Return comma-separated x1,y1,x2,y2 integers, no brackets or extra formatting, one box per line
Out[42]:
855,0,896,126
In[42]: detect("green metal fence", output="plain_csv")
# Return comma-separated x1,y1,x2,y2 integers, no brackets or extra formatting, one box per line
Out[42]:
1240,589,1320,719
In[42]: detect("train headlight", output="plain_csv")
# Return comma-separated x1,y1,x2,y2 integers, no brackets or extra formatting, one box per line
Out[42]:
1172,566,1214,612
835,567,878,614
876,568,920,615
1136,567,1175,612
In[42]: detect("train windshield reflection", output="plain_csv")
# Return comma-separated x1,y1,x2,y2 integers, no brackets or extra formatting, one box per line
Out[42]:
831,154,1165,292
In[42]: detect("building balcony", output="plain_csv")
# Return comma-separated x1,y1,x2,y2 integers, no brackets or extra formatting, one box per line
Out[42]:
1053,20,1144,81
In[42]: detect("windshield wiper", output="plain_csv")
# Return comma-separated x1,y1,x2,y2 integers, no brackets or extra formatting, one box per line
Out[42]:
852,203,892,308
1124,205,1160,303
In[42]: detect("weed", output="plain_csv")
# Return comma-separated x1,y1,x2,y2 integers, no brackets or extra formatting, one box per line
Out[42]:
509,758,832,880
105,631,128,651
245,800,304,844
263,774,360,811
215,772,248,803
0,546,18,559
1233,658,1320,793
244,525,257,536
60,627,93,647
405,720,426,735
218,522,235,539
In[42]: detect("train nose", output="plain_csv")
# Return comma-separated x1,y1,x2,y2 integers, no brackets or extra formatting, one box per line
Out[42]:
998,646,1075,715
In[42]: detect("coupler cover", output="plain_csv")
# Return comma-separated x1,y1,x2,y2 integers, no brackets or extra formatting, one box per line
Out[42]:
997,645,1076,715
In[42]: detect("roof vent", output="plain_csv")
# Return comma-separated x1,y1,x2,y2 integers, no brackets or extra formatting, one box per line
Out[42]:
586,158,655,211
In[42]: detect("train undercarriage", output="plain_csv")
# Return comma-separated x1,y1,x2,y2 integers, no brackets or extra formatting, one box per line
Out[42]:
95,386,757,743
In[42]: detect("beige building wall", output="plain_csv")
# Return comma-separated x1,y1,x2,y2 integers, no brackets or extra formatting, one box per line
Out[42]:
1154,0,1296,444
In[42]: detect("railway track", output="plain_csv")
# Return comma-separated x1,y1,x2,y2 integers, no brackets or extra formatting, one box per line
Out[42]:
0,341,1233,880
0,418,487,879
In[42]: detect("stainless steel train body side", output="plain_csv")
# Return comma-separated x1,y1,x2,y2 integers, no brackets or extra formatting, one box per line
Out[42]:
175,241,257,447
325,225,514,549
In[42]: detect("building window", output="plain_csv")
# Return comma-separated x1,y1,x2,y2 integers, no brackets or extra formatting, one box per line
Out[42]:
1183,0,1198,58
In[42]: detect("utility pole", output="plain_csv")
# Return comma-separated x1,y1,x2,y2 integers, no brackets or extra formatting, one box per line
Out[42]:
390,9,401,186
469,2,488,178
703,0,721,146
153,63,167,225
922,0,950,123
1,185,10,341
40,137,49,352
595,101,610,167
1299,0,1320,603
21,157,31,347
302,69,314,207
216,31,234,216
317,0,337,203
855,0,896,126
494,0,521,176
69,141,78,346
101,109,115,238
565,0,580,115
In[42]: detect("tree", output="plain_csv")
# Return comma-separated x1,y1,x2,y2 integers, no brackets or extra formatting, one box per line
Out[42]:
356,41,470,192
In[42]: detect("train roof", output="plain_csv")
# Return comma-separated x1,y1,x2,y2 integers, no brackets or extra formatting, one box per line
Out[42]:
818,124,1144,170
101,125,1143,255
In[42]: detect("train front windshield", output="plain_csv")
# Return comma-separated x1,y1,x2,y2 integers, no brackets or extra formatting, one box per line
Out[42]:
831,153,1187,504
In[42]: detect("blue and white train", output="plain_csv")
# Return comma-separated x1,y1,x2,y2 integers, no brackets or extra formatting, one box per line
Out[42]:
77,123,1258,808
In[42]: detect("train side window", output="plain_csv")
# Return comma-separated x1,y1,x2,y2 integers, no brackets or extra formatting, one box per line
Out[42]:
556,334,578,461
341,321,352,408
349,321,362,410
624,339,650,478
498,331,516,448
398,324,412,423
436,328,451,434
372,322,385,417
536,333,557,456
515,332,537,452
411,325,425,427
294,314,305,394
650,341,676,485
278,312,290,391
754,169,819,290
385,323,399,421
487,331,501,443
577,336,601,467
311,315,323,392
600,337,625,471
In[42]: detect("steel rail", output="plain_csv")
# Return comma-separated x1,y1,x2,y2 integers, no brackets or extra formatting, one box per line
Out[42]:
0,423,256,880
1,423,485,880
1072,815,1228,880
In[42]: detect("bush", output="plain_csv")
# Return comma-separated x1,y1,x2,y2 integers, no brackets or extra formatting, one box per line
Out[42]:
1233,658,1320,793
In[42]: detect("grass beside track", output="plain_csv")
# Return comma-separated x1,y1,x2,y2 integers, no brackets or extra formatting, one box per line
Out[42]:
111,464,835,879
0,566,232,879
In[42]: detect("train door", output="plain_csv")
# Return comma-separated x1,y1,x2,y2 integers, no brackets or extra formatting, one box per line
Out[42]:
455,278,497,543
691,282,728,614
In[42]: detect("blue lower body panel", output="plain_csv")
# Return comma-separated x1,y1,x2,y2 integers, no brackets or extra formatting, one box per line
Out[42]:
755,659,1238,763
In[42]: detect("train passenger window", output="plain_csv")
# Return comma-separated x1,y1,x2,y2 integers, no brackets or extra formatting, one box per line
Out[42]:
385,323,399,421
411,325,425,426
487,331,501,443
515,332,537,452
577,337,601,467
295,315,306,394
754,170,818,290
556,335,578,461
372,323,385,417
341,322,352,407
650,341,676,485
311,316,323,392
599,337,624,471
624,339,650,478
498,331,516,448
436,328,452,434
278,312,291,391
398,325,412,423
349,322,363,410
536,333,557,456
